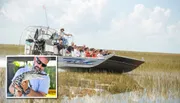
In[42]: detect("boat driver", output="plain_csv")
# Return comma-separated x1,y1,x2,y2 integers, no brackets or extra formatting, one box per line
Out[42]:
59,28,73,45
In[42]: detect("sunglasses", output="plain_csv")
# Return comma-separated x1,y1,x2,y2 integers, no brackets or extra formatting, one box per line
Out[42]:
36,57,47,67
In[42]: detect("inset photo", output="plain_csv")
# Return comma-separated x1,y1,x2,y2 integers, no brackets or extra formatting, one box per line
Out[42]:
6,55,57,98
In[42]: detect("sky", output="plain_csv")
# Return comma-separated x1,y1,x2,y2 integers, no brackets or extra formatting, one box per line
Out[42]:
0,0,180,53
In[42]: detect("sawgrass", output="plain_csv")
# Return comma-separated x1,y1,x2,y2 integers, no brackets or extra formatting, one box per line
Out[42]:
0,44,180,103
113,50,180,72
0,68,5,88
58,72,143,97
1,69,179,103
0,44,24,56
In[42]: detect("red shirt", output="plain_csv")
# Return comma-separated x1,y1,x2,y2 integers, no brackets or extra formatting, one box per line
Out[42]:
85,51,91,57
92,53,97,57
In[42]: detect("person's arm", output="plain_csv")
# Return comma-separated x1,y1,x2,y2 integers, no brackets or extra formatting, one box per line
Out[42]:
21,80,46,97
9,83,14,94
9,83,22,96
26,88,46,96
64,33,72,36
9,80,45,97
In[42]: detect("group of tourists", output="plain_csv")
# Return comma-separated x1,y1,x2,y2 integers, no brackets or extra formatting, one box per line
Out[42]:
56,28,111,58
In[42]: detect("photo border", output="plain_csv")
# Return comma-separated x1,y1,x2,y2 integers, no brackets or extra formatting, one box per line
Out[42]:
6,55,58,99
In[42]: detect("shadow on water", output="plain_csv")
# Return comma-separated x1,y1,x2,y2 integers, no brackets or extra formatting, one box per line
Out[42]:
58,67,134,74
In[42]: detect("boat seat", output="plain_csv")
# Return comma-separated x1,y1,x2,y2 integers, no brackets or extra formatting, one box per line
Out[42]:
45,39,53,46
44,39,54,53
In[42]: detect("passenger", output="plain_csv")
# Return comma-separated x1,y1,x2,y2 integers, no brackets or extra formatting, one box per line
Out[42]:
57,40,65,55
97,49,104,59
82,45,86,50
73,45,81,57
89,48,94,57
108,51,112,55
89,48,97,57
103,50,109,56
67,42,74,54
79,47,84,53
80,50,85,57
92,49,98,58
59,28,72,46
78,46,85,57
84,47,91,57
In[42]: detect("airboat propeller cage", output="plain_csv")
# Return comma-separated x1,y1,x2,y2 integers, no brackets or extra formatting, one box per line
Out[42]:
20,26,60,55
34,29,39,40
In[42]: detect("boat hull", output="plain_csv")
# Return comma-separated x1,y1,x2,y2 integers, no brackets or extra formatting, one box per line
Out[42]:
57,54,144,73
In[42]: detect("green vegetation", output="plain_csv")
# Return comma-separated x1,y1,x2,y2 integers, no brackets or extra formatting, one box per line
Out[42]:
44,66,56,89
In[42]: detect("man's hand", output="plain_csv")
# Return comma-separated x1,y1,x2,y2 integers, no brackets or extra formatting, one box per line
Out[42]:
68,34,72,36
21,80,29,92
14,90,23,97
14,84,23,97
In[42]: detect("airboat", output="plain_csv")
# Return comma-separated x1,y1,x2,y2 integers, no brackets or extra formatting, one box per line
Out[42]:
20,26,144,73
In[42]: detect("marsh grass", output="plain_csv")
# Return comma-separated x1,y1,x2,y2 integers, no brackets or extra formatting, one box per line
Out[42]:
133,72,180,99
113,50,180,72
0,44,24,56
0,68,5,88
59,72,143,97
0,44,180,102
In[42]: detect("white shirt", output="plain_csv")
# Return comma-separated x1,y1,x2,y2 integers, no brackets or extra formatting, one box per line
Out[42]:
97,53,104,59
80,52,85,57
59,31,66,38
73,49,81,57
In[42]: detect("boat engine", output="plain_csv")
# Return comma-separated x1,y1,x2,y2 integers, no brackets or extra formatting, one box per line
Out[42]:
32,38,45,55
31,29,45,55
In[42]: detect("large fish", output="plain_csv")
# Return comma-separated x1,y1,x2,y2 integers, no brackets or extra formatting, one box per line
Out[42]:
12,70,47,96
